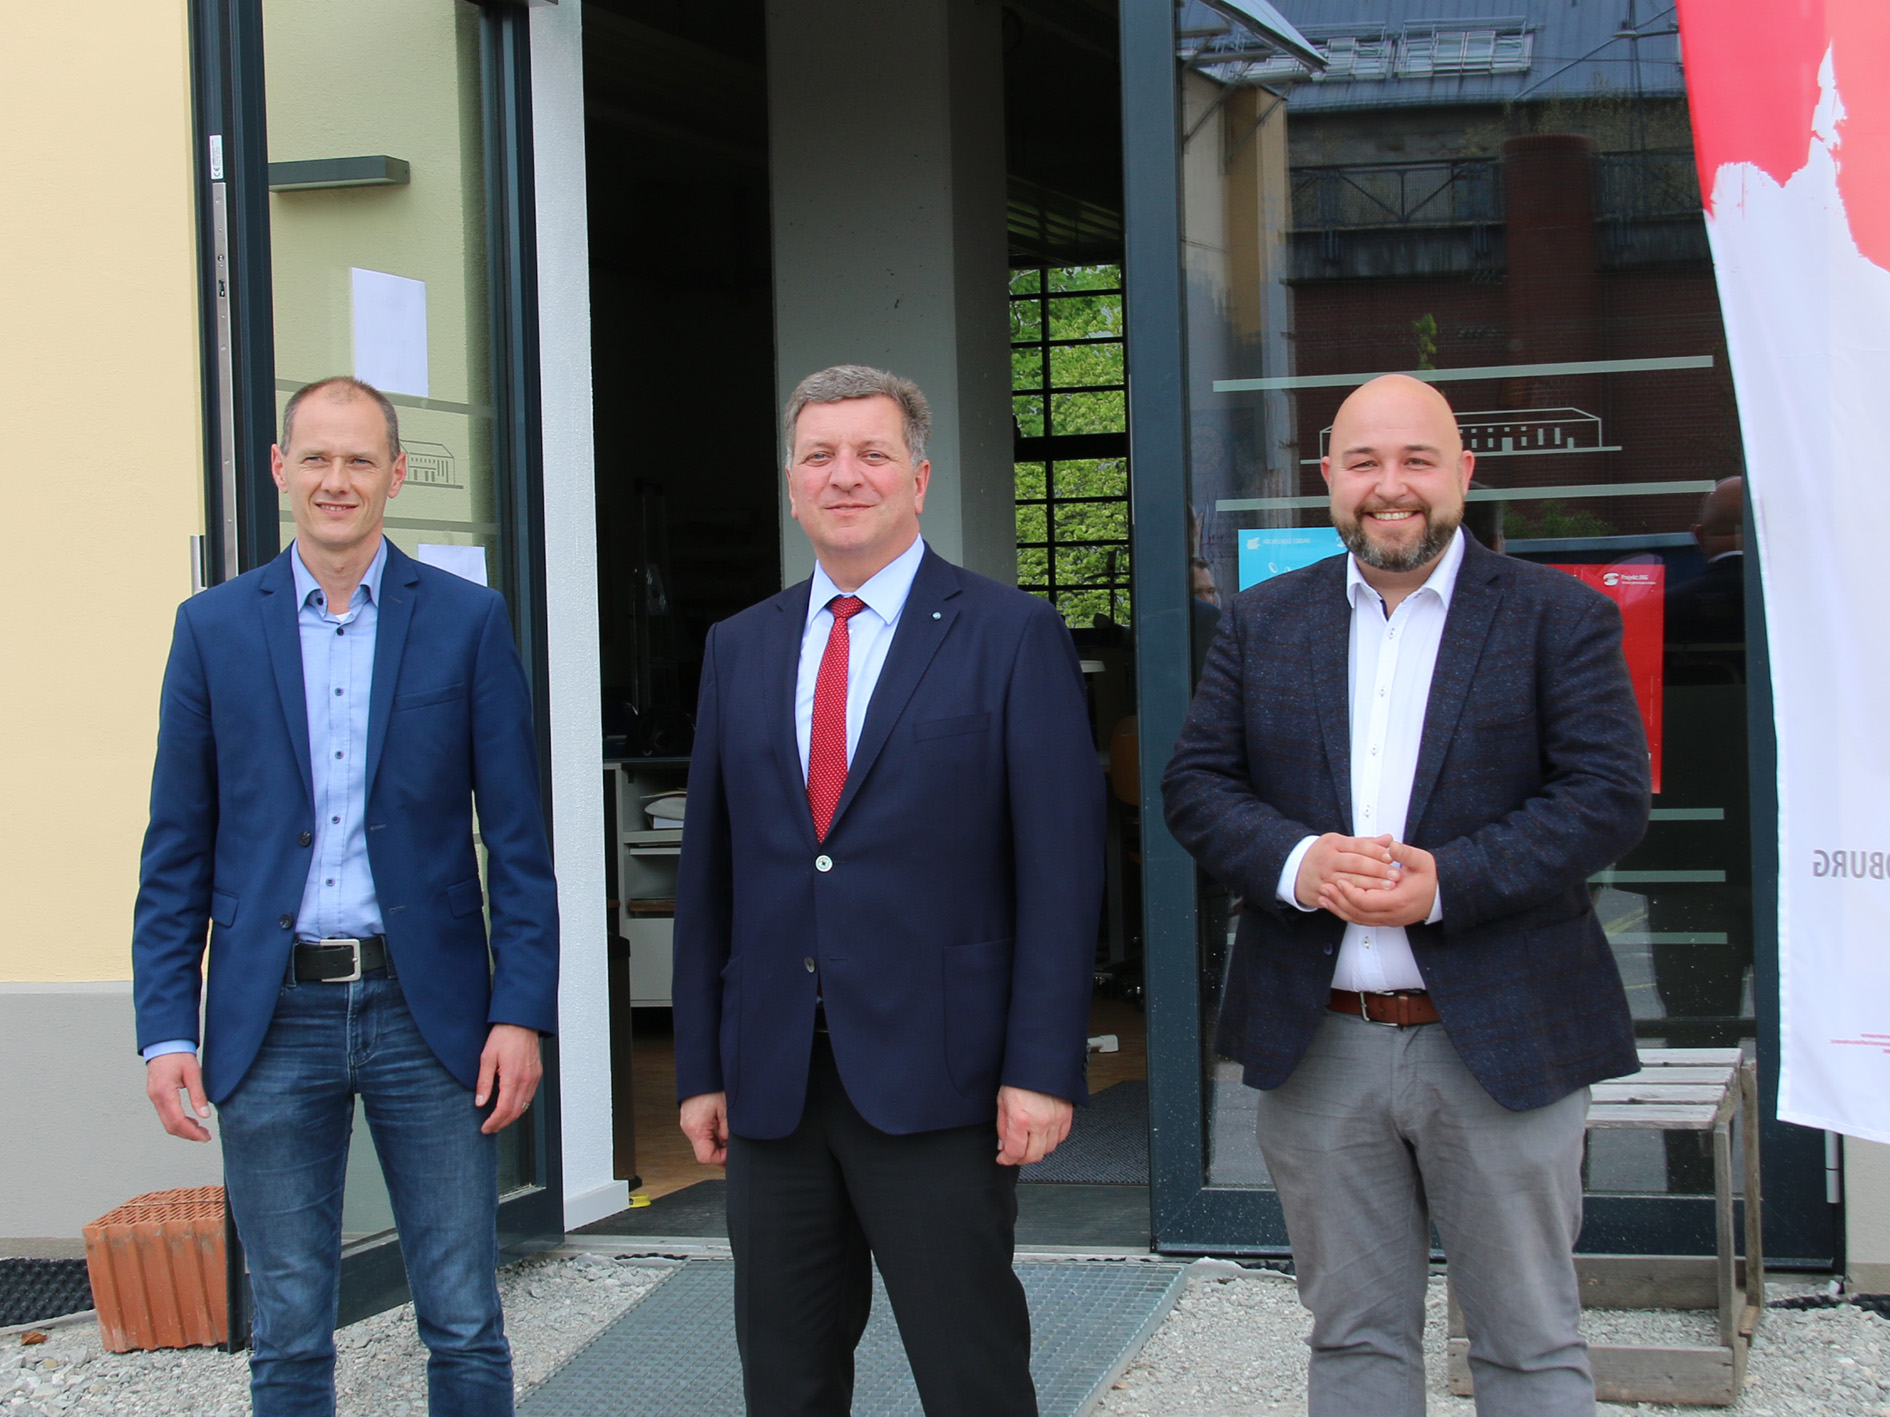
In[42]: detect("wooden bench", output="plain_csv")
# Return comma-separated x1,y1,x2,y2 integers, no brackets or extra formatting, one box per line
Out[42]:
1447,1048,1763,1407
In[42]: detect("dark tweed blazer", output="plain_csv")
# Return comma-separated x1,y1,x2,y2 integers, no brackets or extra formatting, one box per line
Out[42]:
1162,533,1649,1112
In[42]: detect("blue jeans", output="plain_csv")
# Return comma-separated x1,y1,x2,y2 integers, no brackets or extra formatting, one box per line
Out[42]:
218,972,512,1417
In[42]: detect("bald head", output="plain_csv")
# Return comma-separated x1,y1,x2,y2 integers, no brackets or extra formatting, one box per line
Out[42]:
1322,374,1473,590
1695,476,1744,559
1330,374,1465,463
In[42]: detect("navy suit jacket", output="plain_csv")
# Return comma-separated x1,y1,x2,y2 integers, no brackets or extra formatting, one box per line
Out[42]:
133,541,560,1102
1162,535,1649,1112
671,548,1105,1139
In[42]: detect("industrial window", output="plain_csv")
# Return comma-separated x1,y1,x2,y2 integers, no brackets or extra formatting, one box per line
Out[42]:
1011,264,1130,628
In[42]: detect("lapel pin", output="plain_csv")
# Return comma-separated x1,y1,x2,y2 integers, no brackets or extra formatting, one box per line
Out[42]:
932,612,941,619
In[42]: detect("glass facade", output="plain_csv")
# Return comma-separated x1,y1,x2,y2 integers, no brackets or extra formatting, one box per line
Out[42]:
255,0,536,1246
1137,1,1768,1229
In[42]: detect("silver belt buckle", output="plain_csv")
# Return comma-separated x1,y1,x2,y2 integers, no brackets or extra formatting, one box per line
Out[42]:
318,937,364,983
1359,990,1400,1027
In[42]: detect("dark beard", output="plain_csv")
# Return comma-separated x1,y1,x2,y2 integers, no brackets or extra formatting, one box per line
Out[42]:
1338,506,1461,573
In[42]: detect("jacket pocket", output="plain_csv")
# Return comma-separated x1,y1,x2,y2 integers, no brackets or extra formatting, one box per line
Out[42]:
210,890,239,927
393,682,467,712
942,937,1013,1097
913,711,992,742
446,877,485,919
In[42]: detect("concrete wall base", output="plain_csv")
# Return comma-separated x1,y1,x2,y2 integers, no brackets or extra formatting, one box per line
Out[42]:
0,984,224,1241
563,1179,631,1232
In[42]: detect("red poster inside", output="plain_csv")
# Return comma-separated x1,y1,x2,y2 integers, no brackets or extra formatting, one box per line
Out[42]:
1548,563,1664,794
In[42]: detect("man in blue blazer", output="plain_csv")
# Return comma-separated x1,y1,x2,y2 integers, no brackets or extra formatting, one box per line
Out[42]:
1164,376,1649,1417
134,377,558,1417
673,365,1103,1416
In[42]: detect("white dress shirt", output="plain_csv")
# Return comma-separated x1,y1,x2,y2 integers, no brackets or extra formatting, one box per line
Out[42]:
1276,528,1465,991
795,534,927,777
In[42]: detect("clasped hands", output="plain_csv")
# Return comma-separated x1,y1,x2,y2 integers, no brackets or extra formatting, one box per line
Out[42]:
1294,832,1437,927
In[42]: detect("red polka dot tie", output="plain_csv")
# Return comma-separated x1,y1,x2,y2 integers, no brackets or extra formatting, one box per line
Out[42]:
808,595,867,841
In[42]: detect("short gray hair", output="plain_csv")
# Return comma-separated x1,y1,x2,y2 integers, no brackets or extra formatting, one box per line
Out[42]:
782,365,930,464
281,376,402,459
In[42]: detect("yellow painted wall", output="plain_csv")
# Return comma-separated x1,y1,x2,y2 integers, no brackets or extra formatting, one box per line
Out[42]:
0,3,203,981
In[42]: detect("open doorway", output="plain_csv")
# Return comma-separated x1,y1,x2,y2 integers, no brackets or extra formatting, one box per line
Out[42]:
582,0,1150,1250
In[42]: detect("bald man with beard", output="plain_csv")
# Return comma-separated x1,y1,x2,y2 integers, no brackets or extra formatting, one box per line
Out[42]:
1163,376,1650,1416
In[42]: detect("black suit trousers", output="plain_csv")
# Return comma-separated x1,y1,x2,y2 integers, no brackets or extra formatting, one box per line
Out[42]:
725,1033,1036,1417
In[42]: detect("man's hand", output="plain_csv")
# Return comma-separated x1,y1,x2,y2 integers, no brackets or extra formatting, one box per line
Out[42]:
146,1053,213,1143
996,1086,1073,1167
476,1024,543,1135
1295,832,1399,908
1320,840,1438,927
679,1092,730,1166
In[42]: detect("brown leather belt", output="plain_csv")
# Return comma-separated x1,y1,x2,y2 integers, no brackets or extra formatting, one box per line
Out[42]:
1328,988,1440,1027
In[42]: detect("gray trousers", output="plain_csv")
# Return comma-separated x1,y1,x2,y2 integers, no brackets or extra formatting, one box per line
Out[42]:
1253,1010,1593,1417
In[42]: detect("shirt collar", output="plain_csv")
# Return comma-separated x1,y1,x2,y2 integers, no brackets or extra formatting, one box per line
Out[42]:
806,535,927,630
1345,525,1467,616
291,537,389,614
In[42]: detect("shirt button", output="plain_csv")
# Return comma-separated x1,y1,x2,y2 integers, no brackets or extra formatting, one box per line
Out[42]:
815,855,833,872
335,751,344,759
332,816,341,825
278,914,294,929
804,957,816,973
335,688,343,696
298,830,312,847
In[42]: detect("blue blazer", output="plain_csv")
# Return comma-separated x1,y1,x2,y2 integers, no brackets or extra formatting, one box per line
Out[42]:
1162,535,1649,1112
133,542,559,1102
671,549,1105,1139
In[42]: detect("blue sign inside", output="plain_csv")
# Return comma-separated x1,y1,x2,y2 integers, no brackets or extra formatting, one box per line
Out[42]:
1238,526,1346,589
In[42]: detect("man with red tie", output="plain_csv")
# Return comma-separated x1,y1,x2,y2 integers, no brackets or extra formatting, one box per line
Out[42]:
673,365,1104,1416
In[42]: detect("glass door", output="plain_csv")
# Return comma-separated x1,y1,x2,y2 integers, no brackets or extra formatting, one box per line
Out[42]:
193,0,560,1329
1121,0,1835,1265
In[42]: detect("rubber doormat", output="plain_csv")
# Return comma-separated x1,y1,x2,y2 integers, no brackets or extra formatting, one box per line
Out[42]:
0,1259,93,1327
518,1259,1186,1417
1021,1081,1150,1185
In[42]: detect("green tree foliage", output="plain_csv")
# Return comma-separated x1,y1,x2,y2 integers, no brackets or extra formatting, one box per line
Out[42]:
1013,265,1132,626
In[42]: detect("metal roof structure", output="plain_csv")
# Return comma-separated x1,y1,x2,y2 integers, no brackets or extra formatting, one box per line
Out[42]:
1182,0,1685,110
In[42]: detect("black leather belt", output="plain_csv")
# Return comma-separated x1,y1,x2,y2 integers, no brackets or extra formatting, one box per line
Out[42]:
1328,988,1440,1027
293,936,392,983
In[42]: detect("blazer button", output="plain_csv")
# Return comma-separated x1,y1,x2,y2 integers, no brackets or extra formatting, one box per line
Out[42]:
803,957,816,973
814,855,833,873
1322,944,1334,956
297,830,312,847
278,914,294,929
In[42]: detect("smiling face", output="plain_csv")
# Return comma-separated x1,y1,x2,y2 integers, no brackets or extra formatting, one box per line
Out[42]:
1321,375,1473,582
270,391,406,563
786,394,930,588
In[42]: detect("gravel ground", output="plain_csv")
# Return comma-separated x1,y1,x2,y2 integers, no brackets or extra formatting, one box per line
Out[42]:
0,1253,674,1415
5,1255,1884,1415
1098,1265,1890,1417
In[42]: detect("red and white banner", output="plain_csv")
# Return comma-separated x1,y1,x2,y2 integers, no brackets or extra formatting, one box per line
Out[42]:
1678,1,1890,1141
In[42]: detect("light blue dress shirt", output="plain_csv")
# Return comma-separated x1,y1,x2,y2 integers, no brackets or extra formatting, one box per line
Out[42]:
144,538,389,1063
795,534,927,778
288,537,388,941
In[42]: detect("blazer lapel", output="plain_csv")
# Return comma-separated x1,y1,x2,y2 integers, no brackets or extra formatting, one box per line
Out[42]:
259,550,314,808
825,549,960,835
1307,559,1355,833
366,543,419,795
771,579,817,846
1405,544,1502,836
